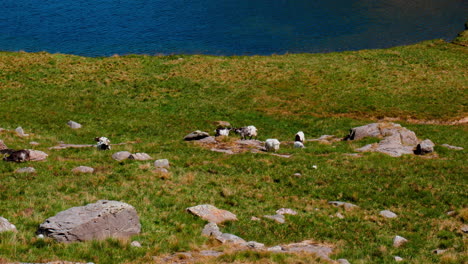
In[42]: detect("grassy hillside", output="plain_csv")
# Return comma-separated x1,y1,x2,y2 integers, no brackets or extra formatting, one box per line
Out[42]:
0,36,467,264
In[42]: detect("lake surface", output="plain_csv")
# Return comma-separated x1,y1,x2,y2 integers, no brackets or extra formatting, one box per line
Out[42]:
0,0,466,57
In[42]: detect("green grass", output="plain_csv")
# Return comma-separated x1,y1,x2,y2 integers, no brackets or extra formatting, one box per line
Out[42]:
0,35,467,264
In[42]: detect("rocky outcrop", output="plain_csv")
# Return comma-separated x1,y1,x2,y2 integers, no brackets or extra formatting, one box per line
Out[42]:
37,200,140,242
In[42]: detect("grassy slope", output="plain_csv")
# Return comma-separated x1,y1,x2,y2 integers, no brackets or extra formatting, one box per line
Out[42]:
0,38,466,264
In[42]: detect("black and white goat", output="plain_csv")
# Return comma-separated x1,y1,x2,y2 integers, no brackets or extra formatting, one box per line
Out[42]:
234,125,258,140
215,127,231,137
1,149,29,162
95,137,111,150
295,131,305,142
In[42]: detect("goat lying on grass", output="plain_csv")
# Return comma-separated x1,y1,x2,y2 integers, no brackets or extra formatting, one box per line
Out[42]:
234,126,258,140
1,149,30,162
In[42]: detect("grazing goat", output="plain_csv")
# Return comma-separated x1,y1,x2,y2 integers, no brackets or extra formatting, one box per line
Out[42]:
234,126,258,140
265,139,280,152
2,149,29,162
295,131,305,143
215,127,231,137
95,137,111,150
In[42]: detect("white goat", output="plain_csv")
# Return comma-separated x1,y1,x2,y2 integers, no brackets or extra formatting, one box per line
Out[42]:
265,139,280,152
95,137,111,150
215,127,231,137
234,125,258,140
295,131,305,143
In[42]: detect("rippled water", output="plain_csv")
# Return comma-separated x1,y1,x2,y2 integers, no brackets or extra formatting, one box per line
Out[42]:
0,0,466,56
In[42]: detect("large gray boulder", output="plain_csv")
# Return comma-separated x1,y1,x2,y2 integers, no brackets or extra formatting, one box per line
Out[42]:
27,150,48,161
37,200,141,242
414,139,435,155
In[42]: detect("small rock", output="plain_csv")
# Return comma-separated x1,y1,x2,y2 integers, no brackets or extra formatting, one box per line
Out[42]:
293,173,302,177
337,259,351,264
251,216,261,221
265,139,280,152
202,222,222,237
200,250,224,257
393,235,408,247
267,245,284,252
276,208,298,215
186,204,237,224
394,256,404,262
335,212,345,219
461,225,468,233
184,130,210,141
433,249,447,255
67,120,82,129
244,241,265,249
446,211,456,216
112,151,132,161
380,210,398,218
415,139,435,155
0,217,17,232
72,166,94,173
129,153,152,161
15,127,29,137
216,233,246,244
312,165,318,169
27,150,48,161
441,144,463,150
328,201,358,210
263,214,285,223
294,141,305,148
15,167,36,174
0,140,8,150
29,141,40,146
131,241,142,247
154,159,170,169
154,168,169,174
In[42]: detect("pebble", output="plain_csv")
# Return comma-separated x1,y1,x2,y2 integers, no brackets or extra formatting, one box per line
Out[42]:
433,249,447,255
15,127,29,137
393,235,408,247
394,256,404,262
293,173,302,177
461,225,468,233
276,208,297,215
67,120,82,129
72,166,94,173
312,165,318,169
328,201,358,210
130,241,142,247
380,210,398,218
251,216,261,221
244,241,265,249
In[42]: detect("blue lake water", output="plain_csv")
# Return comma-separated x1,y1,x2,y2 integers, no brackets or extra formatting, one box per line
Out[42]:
0,0,466,57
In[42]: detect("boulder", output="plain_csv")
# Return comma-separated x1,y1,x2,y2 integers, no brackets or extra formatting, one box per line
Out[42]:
265,139,280,152
29,141,40,146
112,151,132,161
154,159,170,169
345,123,380,140
67,120,82,129
129,153,152,161
37,200,141,242
0,217,17,232
186,204,237,224
15,167,36,174
27,150,48,161
72,166,94,173
414,139,435,155
184,130,210,141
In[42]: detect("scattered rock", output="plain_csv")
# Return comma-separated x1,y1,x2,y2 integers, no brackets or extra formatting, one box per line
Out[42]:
15,167,36,173
394,256,404,262
216,233,246,244
112,151,132,161
186,204,237,224
129,153,152,161
329,201,358,210
131,241,142,247
335,213,345,219
210,148,235,154
441,144,463,150
282,240,334,260
265,139,280,152
15,127,29,137
202,223,222,237
67,120,82,129
214,121,231,128
343,153,362,157
0,217,17,232
184,130,210,141
37,200,141,242
461,225,468,233
199,250,224,257
244,241,265,249
0,140,8,150
27,150,48,161
276,208,298,215
380,210,398,219
154,159,170,169
433,249,447,255
72,166,94,174
312,165,318,169
393,235,408,248
293,173,302,177
29,141,40,146
446,211,456,216
263,214,285,223
294,141,305,148
267,245,284,252
251,216,261,221
337,259,351,264
197,136,217,144
414,139,435,155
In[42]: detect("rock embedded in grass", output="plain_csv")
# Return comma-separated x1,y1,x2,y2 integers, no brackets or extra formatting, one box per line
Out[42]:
201,222,222,237
184,130,210,141
414,139,435,155
186,204,237,224
328,201,358,210
27,150,48,161
276,208,298,215
337,259,351,264
72,166,94,173
380,210,398,218
0,140,8,150
131,241,142,247
129,152,152,161
394,256,404,261
37,200,141,242
263,214,285,223
216,233,246,244
0,217,17,232
67,120,82,129
15,126,29,137
112,151,132,161
15,167,36,174
154,159,170,169
393,235,408,247
441,144,463,150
